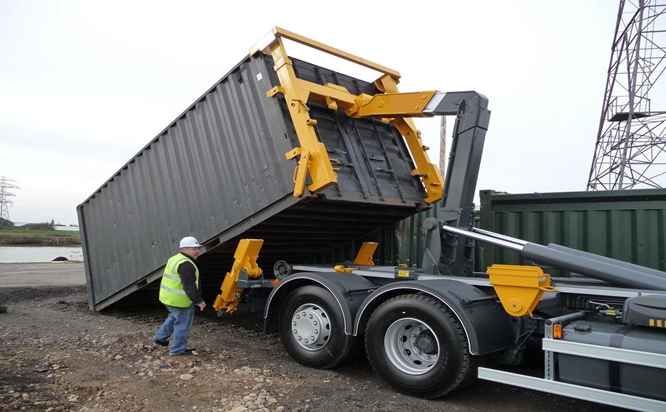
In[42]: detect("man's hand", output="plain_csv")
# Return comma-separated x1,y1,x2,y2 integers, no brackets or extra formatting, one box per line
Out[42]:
197,301,206,310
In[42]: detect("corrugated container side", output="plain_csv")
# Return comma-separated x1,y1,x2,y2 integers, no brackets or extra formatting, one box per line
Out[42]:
477,189,666,276
78,53,429,310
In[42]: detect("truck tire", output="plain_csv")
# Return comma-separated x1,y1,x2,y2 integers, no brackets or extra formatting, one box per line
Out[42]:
365,294,477,398
279,285,355,369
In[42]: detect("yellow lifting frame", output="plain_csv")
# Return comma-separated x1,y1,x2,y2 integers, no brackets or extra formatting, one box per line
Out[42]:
251,27,444,204
213,239,264,314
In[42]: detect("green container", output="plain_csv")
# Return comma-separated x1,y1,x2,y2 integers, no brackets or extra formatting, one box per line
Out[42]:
477,189,666,276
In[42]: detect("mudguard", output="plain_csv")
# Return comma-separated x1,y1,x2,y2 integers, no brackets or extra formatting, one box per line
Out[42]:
264,272,376,335
353,279,516,356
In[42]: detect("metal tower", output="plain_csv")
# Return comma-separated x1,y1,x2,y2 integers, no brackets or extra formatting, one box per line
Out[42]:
588,0,666,190
0,176,20,223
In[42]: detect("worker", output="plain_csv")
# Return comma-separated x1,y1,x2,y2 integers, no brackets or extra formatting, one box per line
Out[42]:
153,236,207,356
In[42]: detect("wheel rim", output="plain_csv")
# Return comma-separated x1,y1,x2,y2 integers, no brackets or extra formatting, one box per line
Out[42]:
291,304,331,351
384,317,439,375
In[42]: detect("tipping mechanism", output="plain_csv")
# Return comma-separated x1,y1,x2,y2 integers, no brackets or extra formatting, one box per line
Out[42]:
252,27,444,203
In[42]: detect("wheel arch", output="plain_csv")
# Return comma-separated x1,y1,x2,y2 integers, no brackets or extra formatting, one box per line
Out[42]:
264,272,376,335
354,279,516,356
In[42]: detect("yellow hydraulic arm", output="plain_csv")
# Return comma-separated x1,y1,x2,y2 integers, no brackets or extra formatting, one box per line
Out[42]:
213,239,264,314
251,27,445,204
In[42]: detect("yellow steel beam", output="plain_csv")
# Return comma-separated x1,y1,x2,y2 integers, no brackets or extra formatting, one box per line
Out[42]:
266,36,338,196
252,27,402,80
350,91,438,118
213,239,264,314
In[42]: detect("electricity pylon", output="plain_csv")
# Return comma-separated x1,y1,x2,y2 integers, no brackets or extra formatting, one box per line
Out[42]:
588,0,666,190
0,176,20,223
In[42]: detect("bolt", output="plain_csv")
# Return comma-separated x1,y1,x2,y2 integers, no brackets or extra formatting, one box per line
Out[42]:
293,321,297,326
314,330,318,334
293,329,297,334
302,311,306,316
313,321,318,326
304,339,309,344
298,336,302,341
309,314,313,319
296,314,300,319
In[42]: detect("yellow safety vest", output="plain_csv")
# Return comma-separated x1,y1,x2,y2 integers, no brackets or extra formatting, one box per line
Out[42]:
159,253,199,308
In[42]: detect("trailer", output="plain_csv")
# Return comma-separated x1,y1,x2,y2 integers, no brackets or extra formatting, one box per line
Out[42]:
80,28,666,410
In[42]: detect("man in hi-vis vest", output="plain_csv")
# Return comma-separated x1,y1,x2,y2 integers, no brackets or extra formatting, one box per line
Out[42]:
153,236,207,356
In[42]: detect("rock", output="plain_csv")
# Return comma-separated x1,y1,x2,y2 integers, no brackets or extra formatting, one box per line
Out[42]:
0,305,7,314
179,374,194,381
229,406,247,412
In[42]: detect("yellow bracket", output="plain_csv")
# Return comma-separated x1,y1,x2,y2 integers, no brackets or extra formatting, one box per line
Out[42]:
213,239,264,314
334,265,358,273
487,264,557,317
353,242,378,266
286,148,312,197
253,27,444,204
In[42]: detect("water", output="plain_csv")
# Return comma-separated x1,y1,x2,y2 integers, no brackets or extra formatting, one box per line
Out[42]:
0,246,83,263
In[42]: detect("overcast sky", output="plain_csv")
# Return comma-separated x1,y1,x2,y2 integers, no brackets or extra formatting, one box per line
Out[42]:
1,1,619,225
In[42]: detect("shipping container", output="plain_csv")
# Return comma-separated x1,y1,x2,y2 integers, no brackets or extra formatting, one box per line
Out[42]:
78,52,430,311
477,188,666,276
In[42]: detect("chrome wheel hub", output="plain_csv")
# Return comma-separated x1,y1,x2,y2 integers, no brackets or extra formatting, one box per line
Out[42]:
384,317,439,374
291,304,331,351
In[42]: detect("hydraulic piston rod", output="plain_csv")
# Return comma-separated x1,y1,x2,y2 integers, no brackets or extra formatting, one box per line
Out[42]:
444,226,666,290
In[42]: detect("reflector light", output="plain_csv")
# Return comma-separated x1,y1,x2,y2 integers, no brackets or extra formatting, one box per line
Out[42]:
553,324,563,339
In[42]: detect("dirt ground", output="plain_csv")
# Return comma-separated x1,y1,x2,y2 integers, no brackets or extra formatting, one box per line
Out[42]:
0,263,630,412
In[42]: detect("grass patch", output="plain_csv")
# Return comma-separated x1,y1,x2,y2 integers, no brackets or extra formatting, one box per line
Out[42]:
0,227,79,238
0,228,79,237
0,228,80,246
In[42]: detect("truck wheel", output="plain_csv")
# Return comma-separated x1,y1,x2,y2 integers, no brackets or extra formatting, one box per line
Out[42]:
365,294,476,398
279,285,354,369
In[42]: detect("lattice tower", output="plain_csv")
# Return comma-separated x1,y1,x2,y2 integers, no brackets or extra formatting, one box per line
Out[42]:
588,0,666,190
0,176,19,222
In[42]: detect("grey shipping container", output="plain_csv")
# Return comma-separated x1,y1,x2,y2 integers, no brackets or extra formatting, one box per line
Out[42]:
78,52,430,311
477,188,666,276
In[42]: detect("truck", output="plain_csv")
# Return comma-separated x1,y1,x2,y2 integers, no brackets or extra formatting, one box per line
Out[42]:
79,28,666,411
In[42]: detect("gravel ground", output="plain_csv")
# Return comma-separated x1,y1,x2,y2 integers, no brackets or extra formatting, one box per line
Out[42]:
0,263,630,412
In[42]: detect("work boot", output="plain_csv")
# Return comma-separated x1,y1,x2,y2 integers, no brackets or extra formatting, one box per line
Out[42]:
170,348,194,356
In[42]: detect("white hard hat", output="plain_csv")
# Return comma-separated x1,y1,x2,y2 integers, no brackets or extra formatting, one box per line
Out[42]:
179,236,201,248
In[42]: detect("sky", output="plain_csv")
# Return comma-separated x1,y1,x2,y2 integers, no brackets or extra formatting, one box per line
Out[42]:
0,0,621,225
